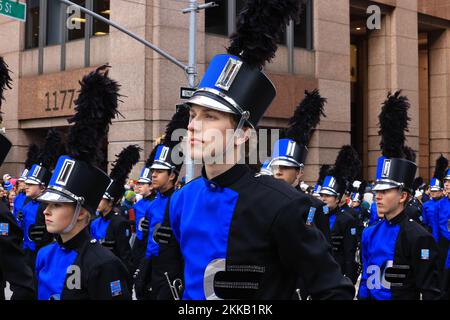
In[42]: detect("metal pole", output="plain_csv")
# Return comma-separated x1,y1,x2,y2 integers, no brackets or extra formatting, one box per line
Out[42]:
56,0,188,72
38,0,48,75
286,19,294,74
184,0,198,183
84,0,93,68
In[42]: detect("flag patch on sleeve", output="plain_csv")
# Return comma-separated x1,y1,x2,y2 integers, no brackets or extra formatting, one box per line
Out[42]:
421,249,430,260
306,207,316,226
0,223,9,236
110,280,122,297
350,228,356,236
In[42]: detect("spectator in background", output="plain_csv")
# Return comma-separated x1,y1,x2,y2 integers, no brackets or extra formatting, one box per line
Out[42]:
0,186,10,210
8,189,16,212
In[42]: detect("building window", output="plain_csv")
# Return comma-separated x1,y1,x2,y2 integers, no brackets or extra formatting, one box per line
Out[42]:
24,0,110,48
25,0,40,49
205,0,228,36
93,0,110,36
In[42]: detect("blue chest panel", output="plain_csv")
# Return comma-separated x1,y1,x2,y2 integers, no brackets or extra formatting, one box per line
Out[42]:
35,242,78,300
13,193,27,226
90,217,111,241
170,178,239,300
133,198,152,240
438,197,450,240
145,193,170,258
22,200,41,251
329,211,337,231
361,220,400,300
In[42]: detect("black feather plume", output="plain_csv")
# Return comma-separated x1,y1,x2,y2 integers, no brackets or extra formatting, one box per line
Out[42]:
433,154,448,181
285,89,327,146
227,0,303,67
378,91,411,158
38,129,62,170
163,104,190,148
317,164,331,186
412,177,424,191
403,146,416,163
66,65,121,164
110,145,141,186
0,56,12,108
331,145,361,195
145,144,160,168
357,181,367,199
25,144,40,169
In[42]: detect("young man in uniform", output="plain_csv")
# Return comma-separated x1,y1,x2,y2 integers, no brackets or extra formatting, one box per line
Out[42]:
91,145,141,273
319,146,360,284
269,89,330,243
422,155,447,242
155,0,355,300
22,130,61,271
358,91,441,300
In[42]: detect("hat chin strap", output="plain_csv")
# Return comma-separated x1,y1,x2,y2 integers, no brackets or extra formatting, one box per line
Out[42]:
212,111,249,164
62,201,83,234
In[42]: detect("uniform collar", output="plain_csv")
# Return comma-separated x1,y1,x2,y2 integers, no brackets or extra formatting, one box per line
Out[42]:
158,187,175,198
57,227,90,250
386,210,408,225
202,164,250,188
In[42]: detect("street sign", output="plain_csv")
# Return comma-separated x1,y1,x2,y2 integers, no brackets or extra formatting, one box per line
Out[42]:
0,0,26,22
180,87,196,99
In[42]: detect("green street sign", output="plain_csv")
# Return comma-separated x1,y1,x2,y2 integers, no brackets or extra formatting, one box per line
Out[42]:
0,0,26,22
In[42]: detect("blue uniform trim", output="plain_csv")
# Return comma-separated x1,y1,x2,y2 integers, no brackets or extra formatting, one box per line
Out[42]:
36,242,78,300
145,191,171,259
358,220,401,300
22,200,41,251
329,210,337,231
13,192,27,226
133,197,153,241
90,217,112,241
170,178,239,300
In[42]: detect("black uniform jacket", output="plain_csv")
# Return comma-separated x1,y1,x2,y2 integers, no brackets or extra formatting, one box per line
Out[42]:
0,202,35,300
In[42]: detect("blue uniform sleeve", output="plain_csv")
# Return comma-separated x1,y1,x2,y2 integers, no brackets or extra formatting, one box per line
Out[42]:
169,193,181,243
145,206,159,259
357,228,370,300
369,203,377,226
438,199,450,241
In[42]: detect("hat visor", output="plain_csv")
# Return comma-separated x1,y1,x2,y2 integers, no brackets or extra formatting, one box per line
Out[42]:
137,178,151,184
37,189,76,204
319,188,338,196
430,186,442,192
24,179,41,185
17,178,26,182
150,163,173,171
187,94,237,115
372,183,399,191
269,159,300,168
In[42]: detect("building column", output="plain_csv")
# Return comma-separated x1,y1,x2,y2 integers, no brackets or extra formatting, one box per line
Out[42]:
367,0,419,180
428,29,450,174
306,0,351,184
0,14,29,177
